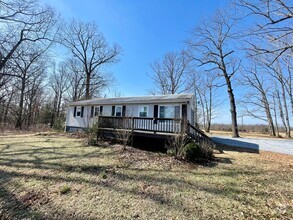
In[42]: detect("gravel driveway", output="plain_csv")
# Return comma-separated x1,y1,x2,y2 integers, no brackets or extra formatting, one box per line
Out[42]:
211,135,293,155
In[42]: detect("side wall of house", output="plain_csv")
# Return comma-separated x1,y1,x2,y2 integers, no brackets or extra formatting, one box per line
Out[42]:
66,106,92,131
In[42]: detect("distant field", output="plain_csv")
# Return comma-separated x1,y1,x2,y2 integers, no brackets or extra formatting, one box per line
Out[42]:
0,134,292,219
209,130,293,139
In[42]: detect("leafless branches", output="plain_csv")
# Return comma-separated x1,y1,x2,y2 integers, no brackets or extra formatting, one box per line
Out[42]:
186,9,241,137
60,19,121,99
0,0,59,71
149,51,190,95
238,0,293,63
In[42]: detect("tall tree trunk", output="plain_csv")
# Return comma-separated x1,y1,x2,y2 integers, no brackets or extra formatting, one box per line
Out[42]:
280,83,291,138
56,91,63,118
4,91,14,123
224,76,239,137
276,90,288,135
15,76,26,129
85,72,91,99
220,50,239,138
272,96,280,137
262,94,275,136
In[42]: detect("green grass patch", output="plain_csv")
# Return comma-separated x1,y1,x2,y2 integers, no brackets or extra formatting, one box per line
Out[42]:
60,185,71,194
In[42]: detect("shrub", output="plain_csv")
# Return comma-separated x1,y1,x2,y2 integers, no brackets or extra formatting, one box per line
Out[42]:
53,117,66,131
85,122,99,146
117,129,132,151
181,142,213,162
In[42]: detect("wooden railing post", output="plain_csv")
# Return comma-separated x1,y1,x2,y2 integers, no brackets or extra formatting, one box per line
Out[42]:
131,117,134,131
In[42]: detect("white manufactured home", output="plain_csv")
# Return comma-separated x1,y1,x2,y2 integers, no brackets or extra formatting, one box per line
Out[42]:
65,94,196,133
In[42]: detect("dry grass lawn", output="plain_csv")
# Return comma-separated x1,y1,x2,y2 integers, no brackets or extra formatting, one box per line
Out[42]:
209,130,293,139
0,133,292,219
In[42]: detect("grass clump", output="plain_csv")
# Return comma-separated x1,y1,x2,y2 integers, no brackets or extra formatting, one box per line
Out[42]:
60,185,71,194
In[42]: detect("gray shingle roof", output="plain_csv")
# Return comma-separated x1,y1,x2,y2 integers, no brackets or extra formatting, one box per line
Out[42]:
69,93,194,106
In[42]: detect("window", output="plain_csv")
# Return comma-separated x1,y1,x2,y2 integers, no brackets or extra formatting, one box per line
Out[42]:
115,106,122,116
76,107,82,117
159,105,180,118
139,106,148,117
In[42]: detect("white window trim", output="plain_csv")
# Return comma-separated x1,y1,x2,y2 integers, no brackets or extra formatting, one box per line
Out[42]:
115,105,122,116
138,105,148,117
158,104,181,119
76,106,82,117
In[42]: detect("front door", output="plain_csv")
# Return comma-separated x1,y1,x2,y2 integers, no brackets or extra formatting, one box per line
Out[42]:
91,106,100,127
182,104,187,120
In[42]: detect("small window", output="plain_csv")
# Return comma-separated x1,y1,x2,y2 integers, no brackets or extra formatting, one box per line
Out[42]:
76,107,82,117
115,106,122,116
139,106,148,117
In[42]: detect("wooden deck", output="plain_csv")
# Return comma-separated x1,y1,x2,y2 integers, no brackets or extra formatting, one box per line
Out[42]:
97,116,215,147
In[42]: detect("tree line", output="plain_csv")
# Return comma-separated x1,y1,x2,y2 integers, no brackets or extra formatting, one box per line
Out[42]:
0,0,120,130
148,0,292,138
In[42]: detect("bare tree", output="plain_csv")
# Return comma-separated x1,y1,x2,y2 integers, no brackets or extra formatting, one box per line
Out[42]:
189,71,218,132
60,19,121,99
240,62,276,136
149,51,190,95
49,62,69,127
266,60,291,137
0,0,58,72
238,0,293,63
9,43,47,129
63,58,85,102
187,10,241,137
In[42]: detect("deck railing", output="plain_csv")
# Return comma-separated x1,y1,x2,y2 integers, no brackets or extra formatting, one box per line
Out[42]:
98,116,182,133
98,116,215,147
187,123,215,147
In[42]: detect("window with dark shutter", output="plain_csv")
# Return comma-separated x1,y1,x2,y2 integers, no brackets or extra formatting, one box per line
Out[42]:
100,106,103,115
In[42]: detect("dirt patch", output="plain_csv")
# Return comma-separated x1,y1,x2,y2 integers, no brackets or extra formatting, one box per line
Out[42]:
117,145,198,171
19,190,50,208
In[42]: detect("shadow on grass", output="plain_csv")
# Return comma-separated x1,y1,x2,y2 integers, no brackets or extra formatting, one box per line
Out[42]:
0,136,278,219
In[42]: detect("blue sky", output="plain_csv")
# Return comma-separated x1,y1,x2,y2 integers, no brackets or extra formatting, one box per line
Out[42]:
43,0,229,95
42,0,254,124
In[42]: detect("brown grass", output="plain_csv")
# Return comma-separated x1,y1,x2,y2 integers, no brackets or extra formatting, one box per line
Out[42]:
209,129,293,139
0,134,292,219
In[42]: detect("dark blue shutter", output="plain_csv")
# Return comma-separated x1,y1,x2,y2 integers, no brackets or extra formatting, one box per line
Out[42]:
100,106,103,115
111,106,115,116
73,106,77,117
122,106,126,116
81,106,84,118
154,105,158,124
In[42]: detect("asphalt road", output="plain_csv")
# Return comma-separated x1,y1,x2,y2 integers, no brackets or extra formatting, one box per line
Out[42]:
211,135,293,155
